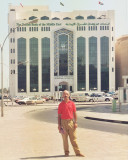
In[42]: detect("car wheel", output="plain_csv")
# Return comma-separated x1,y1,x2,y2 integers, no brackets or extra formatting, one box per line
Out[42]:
19,102,22,105
105,98,110,102
89,99,94,102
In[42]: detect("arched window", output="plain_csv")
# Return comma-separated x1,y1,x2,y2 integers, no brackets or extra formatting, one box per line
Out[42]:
75,16,84,20
100,36,109,91
42,37,50,92
89,37,97,90
77,37,86,91
17,38,26,92
63,17,71,20
30,38,38,92
41,16,49,20
29,16,37,20
52,17,60,20
87,15,95,19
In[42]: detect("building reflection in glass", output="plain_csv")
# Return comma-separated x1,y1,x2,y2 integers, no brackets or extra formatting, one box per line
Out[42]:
100,36,109,91
89,37,97,90
77,37,86,91
30,38,38,92
17,38,26,92
42,37,50,92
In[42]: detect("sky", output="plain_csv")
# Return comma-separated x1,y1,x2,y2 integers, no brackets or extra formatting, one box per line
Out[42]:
0,0,128,88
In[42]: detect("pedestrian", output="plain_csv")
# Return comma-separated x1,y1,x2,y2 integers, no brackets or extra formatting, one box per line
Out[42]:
58,90,85,157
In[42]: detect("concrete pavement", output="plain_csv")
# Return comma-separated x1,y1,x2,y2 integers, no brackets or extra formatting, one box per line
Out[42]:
0,102,128,160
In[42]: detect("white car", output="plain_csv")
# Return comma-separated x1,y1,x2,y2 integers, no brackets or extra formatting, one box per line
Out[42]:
85,94,113,102
17,98,30,105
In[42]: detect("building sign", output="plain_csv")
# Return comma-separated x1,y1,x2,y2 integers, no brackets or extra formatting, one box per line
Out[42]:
16,22,110,27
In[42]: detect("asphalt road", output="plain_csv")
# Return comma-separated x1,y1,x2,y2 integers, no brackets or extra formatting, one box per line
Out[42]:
26,107,128,135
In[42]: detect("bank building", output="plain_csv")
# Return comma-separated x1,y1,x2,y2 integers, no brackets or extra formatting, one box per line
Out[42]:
8,5,115,97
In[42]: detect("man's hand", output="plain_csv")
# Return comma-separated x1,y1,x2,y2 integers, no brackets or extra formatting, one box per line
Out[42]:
58,125,61,132
74,122,78,129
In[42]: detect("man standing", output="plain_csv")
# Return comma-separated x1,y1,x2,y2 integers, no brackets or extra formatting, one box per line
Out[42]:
58,90,85,157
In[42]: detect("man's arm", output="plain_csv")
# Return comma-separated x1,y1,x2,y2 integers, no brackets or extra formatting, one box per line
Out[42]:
73,111,78,128
58,114,61,131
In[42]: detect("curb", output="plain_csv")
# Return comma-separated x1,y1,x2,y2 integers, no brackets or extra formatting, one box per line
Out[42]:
84,117,128,124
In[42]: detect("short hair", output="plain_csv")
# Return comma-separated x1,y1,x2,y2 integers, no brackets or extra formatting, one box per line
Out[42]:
63,90,70,95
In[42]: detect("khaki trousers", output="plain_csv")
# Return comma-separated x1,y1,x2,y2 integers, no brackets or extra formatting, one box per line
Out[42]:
61,119,81,155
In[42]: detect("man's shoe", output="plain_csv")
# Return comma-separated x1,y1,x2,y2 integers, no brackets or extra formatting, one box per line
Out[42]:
65,154,69,157
76,153,85,157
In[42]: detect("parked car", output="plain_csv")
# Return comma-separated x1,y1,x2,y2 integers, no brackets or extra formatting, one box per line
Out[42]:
85,94,113,102
17,98,31,105
26,97,46,105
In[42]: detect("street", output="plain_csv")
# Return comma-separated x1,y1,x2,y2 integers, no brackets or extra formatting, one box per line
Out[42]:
25,104,128,135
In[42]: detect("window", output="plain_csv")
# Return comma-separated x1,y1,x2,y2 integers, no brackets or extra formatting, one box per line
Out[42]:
42,37,50,92
17,38,26,92
75,16,84,20
41,16,49,20
33,9,38,11
55,86,57,91
112,27,114,31
100,36,109,91
77,37,86,91
29,16,37,20
52,17,60,20
63,17,71,20
30,38,38,92
87,15,95,19
10,9,15,11
112,37,114,41
112,68,114,72
89,37,97,90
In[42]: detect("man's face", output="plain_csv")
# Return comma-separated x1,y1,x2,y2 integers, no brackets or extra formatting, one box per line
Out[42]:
63,91,69,100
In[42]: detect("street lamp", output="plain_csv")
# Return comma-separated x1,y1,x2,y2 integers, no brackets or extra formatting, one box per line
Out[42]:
0,18,38,117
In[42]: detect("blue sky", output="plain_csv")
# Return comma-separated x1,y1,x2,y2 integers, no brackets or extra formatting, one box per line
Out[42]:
0,0,128,88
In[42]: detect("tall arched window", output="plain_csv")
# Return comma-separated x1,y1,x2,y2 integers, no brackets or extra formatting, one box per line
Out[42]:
17,38,26,92
42,37,50,92
89,37,97,90
77,37,86,91
30,38,38,92
100,36,109,91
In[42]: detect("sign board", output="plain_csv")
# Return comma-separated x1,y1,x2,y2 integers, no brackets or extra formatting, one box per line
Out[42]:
118,87,128,103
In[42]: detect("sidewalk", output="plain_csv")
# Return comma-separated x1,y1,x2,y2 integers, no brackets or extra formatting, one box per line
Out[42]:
0,103,128,160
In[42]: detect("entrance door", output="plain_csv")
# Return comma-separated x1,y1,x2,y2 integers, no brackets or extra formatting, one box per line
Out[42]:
59,85,67,91
59,82,68,91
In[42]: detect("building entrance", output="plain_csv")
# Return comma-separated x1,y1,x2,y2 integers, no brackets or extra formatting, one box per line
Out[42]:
59,82,68,91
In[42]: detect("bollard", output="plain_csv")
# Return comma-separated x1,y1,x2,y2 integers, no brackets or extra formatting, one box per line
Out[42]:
112,98,116,112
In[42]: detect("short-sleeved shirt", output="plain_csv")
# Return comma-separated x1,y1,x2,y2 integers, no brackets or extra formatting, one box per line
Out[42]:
58,100,76,119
